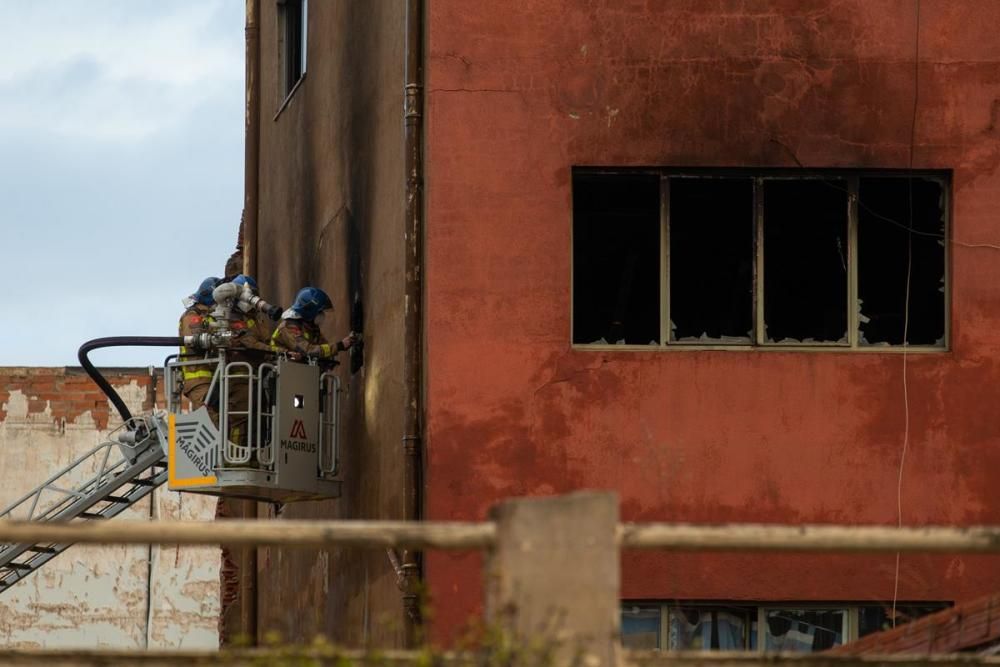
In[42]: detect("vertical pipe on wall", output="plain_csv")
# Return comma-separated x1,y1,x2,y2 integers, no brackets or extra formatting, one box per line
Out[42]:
236,0,261,648
244,0,261,277
402,0,425,647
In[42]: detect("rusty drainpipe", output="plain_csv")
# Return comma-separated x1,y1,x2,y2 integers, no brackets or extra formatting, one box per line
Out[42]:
232,0,261,647
401,0,425,647
243,0,261,278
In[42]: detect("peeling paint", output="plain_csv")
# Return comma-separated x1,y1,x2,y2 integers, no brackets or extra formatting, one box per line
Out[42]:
424,0,1000,645
0,370,220,648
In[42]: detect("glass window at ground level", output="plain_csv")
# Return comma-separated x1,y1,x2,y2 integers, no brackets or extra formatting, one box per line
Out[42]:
572,169,948,349
763,608,847,652
621,605,661,650
621,603,949,651
668,606,755,650
857,603,950,635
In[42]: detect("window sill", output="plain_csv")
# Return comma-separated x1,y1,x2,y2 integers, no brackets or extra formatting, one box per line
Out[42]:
572,343,948,354
274,72,306,121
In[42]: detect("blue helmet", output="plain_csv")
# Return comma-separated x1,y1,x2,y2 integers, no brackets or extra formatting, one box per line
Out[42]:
192,277,220,306
291,287,332,321
233,274,258,294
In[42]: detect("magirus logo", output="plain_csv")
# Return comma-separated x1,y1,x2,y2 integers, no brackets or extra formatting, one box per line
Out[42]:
289,419,307,439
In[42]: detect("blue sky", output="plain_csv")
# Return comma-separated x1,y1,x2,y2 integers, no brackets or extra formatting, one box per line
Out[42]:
0,1,245,366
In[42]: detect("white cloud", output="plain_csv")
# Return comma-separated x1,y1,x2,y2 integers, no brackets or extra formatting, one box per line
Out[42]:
0,1,246,366
0,1,242,140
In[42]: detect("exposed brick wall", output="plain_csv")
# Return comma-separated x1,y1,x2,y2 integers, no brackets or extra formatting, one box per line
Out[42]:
0,365,220,648
0,367,167,429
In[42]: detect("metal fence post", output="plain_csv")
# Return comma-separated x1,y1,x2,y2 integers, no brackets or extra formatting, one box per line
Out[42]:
486,491,620,667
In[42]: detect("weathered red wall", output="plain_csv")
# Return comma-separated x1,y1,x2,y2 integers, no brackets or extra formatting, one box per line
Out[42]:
424,0,1000,641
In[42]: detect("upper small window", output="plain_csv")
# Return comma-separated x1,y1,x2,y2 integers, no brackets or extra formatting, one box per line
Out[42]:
278,0,308,100
572,169,949,350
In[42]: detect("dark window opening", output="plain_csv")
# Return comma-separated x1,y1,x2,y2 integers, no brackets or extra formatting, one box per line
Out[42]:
573,169,948,350
763,180,849,343
279,0,307,98
670,178,754,342
573,174,660,345
858,177,946,346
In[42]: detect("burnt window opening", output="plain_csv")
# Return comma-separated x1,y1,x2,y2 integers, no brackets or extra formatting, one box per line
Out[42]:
572,174,660,345
670,178,754,342
858,177,946,346
572,169,948,350
763,180,849,344
279,0,308,99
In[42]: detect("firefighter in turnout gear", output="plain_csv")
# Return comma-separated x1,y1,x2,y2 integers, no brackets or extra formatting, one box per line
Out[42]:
271,287,357,361
178,277,220,408
210,274,284,455
224,274,278,357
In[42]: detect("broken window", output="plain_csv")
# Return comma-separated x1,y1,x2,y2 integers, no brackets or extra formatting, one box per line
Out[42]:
572,169,948,350
572,173,660,345
763,179,849,344
670,178,754,343
279,0,308,99
858,177,946,346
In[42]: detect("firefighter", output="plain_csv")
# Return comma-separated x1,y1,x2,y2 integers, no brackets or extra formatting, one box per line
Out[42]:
178,276,220,409
225,274,278,355
270,287,357,361
212,274,283,454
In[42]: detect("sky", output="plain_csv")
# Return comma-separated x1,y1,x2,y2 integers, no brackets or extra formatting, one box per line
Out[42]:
0,1,245,367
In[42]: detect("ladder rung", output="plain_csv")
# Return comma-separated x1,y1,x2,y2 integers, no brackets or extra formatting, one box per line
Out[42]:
79,512,105,520
26,546,57,554
4,562,32,571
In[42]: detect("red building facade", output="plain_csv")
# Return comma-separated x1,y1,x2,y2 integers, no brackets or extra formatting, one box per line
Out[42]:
422,0,1000,649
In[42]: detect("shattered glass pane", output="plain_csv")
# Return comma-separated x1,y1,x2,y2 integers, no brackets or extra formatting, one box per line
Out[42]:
573,172,660,345
670,178,754,343
763,179,849,344
858,177,946,346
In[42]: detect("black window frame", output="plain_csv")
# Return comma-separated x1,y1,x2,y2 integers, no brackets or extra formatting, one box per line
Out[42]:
571,167,951,352
277,0,308,108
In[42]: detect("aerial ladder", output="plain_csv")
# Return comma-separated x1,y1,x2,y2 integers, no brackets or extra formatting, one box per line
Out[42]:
0,286,346,594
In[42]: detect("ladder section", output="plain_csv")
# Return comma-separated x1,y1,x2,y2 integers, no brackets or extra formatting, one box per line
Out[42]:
0,416,168,595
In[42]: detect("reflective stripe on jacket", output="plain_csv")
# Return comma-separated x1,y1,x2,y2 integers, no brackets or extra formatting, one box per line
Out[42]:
270,319,334,358
178,305,215,381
